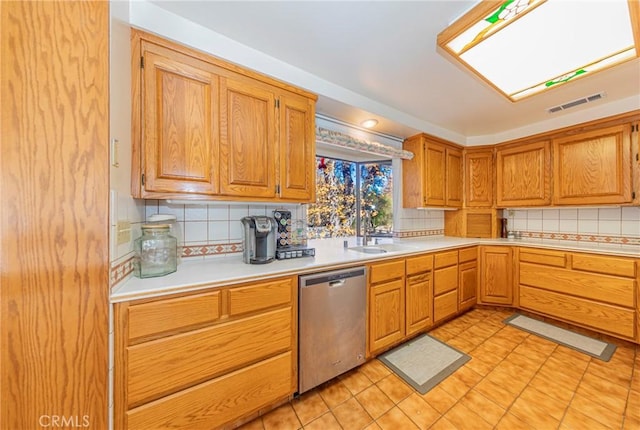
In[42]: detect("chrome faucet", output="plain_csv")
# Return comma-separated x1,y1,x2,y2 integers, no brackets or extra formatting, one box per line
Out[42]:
362,205,374,246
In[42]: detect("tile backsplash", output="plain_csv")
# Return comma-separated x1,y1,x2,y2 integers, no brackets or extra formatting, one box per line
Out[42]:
394,208,445,238
142,200,307,258
507,206,640,244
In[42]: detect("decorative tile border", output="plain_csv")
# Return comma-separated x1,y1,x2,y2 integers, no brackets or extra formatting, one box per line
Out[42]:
520,231,640,246
110,256,135,287
110,242,244,288
393,229,445,238
181,242,243,257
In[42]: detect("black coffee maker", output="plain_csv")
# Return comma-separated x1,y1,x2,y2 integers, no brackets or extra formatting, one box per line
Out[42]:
241,216,276,264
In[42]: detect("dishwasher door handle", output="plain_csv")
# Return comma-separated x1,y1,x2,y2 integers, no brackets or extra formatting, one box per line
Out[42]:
329,279,346,288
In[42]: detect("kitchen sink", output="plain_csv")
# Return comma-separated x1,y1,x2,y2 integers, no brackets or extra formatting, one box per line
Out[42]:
348,243,418,254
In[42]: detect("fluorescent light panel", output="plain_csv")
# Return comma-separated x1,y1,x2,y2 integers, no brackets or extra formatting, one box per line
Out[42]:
439,0,639,101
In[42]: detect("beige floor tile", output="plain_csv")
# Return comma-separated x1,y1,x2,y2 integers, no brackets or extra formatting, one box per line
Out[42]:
375,374,413,403
561,407,611,430
429,415,459,430
459,389,506,426
359,359,391,383
623,416,640,430
484,367,528,396
586,359,634,388
508,392,561,429
291,391,329,425
331,397,372,430
397,393,441,430
318,379,352,409
576,372,628,414
464,356,494,376
355,385,394,420
375,407,419,430
262,404,302,430
528,372,576,404
446,336,480,353
495,412,537,430
569,393,624,429
474,377,518,410
340,369,373,395
451,365,483,388
420,385,458,414
443,402,493,430
626,389,640,420
303,412,341,430
518,386,568,420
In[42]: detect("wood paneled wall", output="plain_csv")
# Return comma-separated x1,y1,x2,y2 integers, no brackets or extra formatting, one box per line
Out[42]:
1,2,109,428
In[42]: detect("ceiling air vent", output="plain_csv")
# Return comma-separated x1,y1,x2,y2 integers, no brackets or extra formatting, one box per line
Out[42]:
547,92,606,114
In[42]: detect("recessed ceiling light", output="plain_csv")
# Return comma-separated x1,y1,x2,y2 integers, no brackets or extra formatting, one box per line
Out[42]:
437,0,639,101
361,119,378,128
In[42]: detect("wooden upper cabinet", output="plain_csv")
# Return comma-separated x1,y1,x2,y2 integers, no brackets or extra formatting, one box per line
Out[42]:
496,140,551,207
552,124,632,205
464,149,494,207
446,147,463,207
131,31,317,202
219,76,276,198
402,134,462,208
140,44,220,196
278,92,316,201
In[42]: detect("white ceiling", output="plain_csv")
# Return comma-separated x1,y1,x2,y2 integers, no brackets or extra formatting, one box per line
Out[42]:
147,0,640,142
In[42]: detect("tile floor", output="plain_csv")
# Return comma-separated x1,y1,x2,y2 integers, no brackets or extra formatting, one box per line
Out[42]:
240,308,640,430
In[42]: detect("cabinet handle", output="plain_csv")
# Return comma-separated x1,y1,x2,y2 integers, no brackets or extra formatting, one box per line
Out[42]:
408,273,430,284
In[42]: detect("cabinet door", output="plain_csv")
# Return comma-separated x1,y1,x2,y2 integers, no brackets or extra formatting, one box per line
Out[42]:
553,125,632,205
369,279,405,354
496,141,551,207
459,260,477,311
479,246,513,305
219,76,276,198
278,92,315,201
446,147,463,207
425,142,447,206
406,272,432,336
142,48,219,195
465,149,494,207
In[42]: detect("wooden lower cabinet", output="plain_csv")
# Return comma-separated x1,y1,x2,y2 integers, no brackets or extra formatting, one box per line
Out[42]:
405,254,434,336
368,259,406,355
479,246,513,305
518,249,637,340
459,248,478,311
114,277,296,429
433,251,459,322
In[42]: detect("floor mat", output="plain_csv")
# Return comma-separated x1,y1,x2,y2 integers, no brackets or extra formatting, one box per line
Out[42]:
504,313,616,361
378,334,470,395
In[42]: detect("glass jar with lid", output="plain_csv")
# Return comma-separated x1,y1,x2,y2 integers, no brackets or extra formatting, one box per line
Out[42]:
133,223,177,278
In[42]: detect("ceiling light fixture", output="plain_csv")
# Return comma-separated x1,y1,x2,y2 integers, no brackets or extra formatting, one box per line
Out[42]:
437,0,640,102
360,119,378,129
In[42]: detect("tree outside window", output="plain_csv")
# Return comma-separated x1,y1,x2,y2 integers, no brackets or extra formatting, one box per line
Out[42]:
307,156,393,239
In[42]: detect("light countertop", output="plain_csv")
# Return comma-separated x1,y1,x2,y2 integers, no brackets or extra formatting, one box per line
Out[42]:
111,236,639,302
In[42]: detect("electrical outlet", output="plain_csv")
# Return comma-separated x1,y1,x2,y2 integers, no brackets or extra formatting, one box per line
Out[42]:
508,210,515,217
116,221,131,245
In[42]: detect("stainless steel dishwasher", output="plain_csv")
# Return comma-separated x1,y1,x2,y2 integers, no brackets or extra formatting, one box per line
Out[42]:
298,266,367,393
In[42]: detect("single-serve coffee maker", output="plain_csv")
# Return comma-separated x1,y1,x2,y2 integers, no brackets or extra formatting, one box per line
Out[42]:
241,216,276,264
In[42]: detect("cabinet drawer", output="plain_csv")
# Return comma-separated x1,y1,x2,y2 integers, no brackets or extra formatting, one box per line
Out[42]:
127,307,291,407
406,254,433,276
434,265,458,295
127,352,293,430
519,286,635,339
435,251,458,269
128,291,221,343
519,248,566,268
571,253,636,278
458,247,477,263
370,260,405,284
520,263,634,307
434,290,458,323
228,277,293,317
